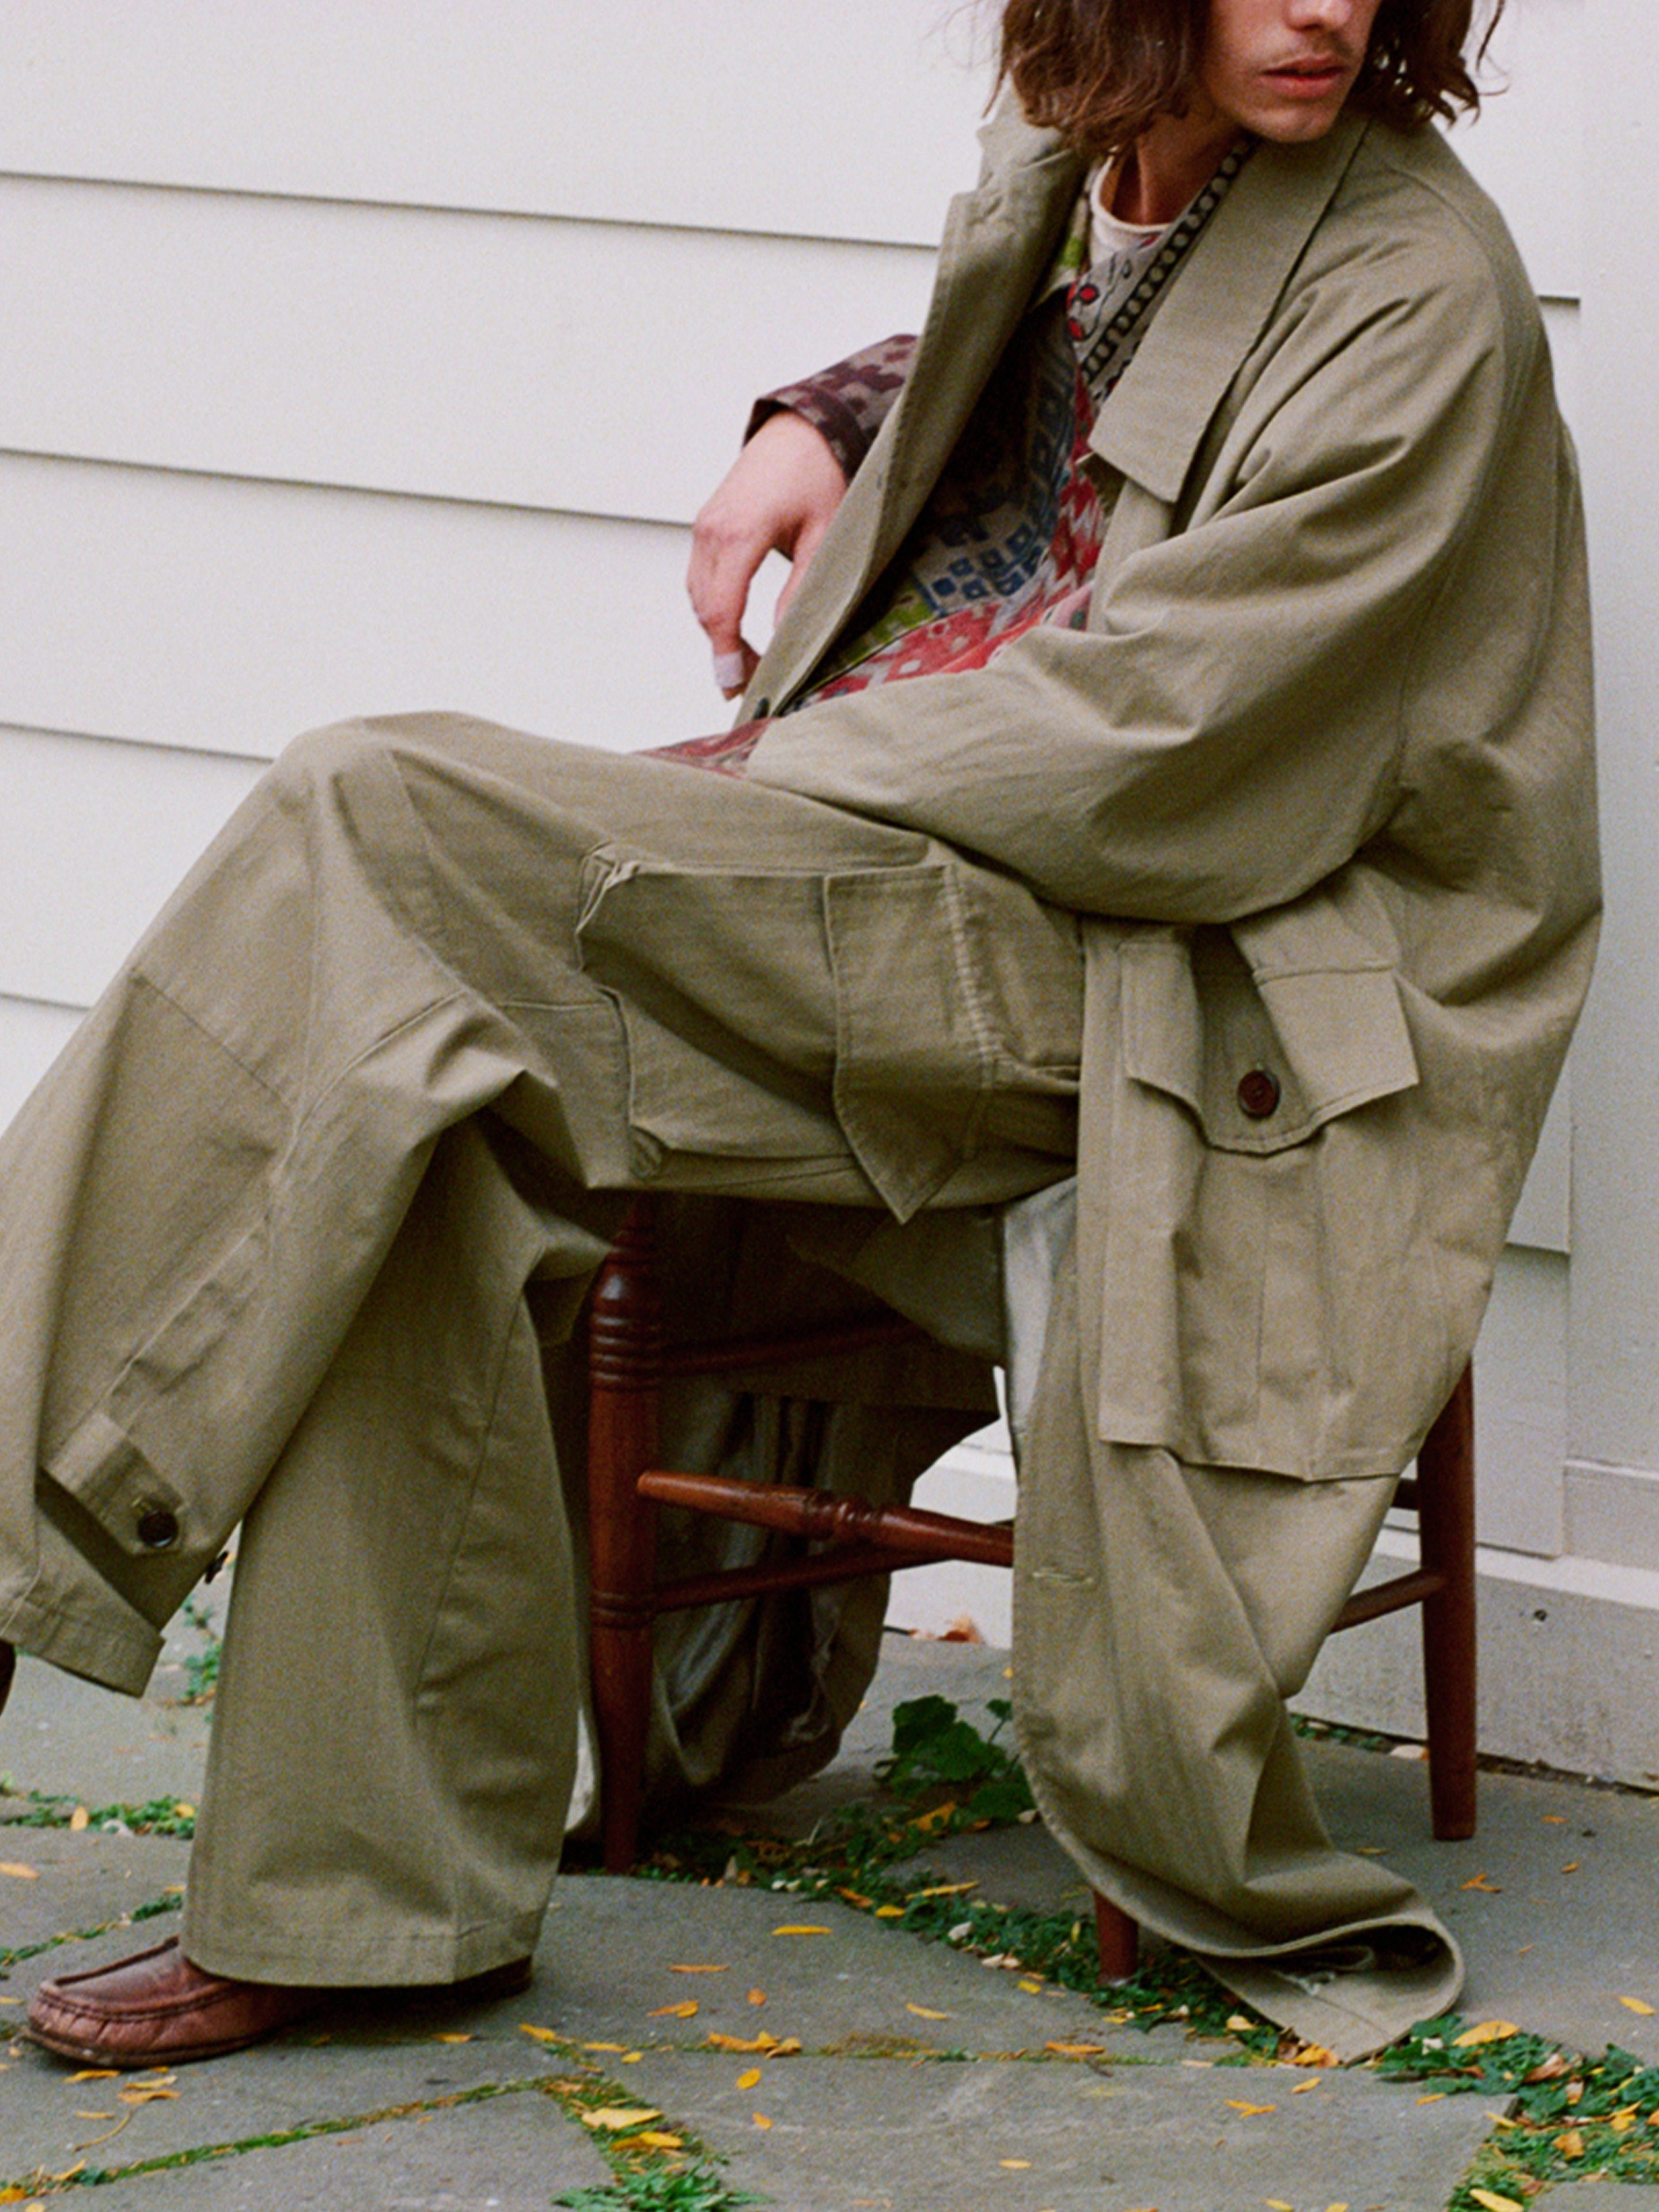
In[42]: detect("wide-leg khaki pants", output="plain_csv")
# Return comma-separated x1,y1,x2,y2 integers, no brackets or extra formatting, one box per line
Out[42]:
1,714,1084,1984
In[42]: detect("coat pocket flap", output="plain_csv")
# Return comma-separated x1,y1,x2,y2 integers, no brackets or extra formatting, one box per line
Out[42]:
1120,918,1419,1153
1232,903,1420,1122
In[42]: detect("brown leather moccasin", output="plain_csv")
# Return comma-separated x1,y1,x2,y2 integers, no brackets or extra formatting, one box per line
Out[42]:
25,1938,323,2067
25,1938,534,2069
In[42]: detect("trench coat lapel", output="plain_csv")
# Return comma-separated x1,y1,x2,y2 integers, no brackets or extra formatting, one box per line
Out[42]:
1089,115,1368,566
744,109,1084,715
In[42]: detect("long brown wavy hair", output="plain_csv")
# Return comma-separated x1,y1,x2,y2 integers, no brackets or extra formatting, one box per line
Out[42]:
995,0,1506,160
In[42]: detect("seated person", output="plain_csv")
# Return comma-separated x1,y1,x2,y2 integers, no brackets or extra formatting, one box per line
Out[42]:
2,0,1596,2066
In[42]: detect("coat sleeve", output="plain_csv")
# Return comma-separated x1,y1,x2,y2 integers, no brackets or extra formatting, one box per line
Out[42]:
744,237,1541,924
745,334,918,481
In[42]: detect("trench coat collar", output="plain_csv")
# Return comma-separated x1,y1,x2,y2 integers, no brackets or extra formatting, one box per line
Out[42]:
1090,113,1370,503
744,108,1369,717
743,108,1082,718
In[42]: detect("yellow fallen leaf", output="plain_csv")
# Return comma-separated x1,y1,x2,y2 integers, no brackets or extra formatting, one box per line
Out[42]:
1292,2079,1323,2094
748,1989,766,2006
1268,2202,1296,2210
912,1882,978,1900
875,1906,906,1920
1468,2192,1524,2212
737,2068,763,2090
621,2051,643,2063
1460,1873,1502,1893
1224,2014,1255,2033
1556,2128,1586,2158
706,2031,801,2055
433,2033,472,2045
174,1802,195,1819
74,2111,115,2122
1325,2203,1350,2212
838,1889,873,1908
1454,2020,1520,2047
999,2160,1032,2170
670,1963,728,1974
67,2070,120,2084
1224,2100,1277,2115
0,1863,39,1880
647,2000,699,2019
772,1925,831,1937
638,2133,683,2151
69,1806,89,1832
906,2005,950,2021
519,2025,563,2044
1018,1979,1043,1994
752,2112,773,2130
909,1803,956,1832
581,2107,662,2133
1045,2043,1109,2059
1291,2044,1338,2068
1610,2107,1639,2134
1561,1861,1581,1873
1619,1997,1657,2016
117,2088,179,2106
1416,2093,1447,2104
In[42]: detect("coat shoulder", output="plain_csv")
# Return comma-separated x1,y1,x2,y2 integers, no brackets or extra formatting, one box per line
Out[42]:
1322,124,1545,372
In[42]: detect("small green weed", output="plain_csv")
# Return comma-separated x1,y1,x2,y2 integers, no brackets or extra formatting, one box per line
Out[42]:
556,2168,759,2210
179,1596,222,1705
1386,2016,1659,2198
3,1790,196,1837
877,1694,1035,1823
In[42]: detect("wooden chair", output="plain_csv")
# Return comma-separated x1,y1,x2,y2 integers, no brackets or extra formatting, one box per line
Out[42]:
586,1198,1477,1979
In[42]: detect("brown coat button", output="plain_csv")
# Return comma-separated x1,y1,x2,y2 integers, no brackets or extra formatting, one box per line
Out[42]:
135,1506,181,1551
1236,1068,1281,1120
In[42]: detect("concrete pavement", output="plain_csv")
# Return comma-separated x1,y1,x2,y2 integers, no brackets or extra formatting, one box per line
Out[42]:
3,1626,1657,2211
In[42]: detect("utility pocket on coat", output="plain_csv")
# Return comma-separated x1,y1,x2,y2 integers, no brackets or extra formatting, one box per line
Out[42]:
1120,919,1418,1155
1098,916,1446,1479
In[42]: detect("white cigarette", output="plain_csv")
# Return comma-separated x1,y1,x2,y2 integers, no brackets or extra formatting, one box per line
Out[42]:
713,650,749,690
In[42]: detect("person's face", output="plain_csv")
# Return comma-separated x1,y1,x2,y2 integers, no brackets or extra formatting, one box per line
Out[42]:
1195,0,1386,143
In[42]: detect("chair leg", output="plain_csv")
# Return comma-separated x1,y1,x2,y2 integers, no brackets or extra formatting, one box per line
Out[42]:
1416,1362,1478,1840
587,1201,665,1873
1093,1889,1139,1980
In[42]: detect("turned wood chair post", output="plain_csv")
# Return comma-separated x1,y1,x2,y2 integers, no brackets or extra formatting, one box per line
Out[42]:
586,1200,665,1873
1415,1362,1478,1840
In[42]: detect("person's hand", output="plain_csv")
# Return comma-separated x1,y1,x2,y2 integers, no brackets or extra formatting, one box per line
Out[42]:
687,412,848,698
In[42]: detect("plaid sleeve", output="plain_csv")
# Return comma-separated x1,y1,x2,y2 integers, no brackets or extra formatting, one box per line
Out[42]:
745,333,918,479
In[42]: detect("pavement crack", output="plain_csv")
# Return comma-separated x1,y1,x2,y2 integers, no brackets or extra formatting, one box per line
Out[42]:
0,2076,556,2195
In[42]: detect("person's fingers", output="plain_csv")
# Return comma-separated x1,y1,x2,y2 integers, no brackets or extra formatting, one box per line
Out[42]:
687,508,766,653
714,641,760,698
775,517,832,618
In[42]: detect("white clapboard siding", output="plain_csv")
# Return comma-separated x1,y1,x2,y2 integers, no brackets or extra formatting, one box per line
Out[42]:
1,455,733,757
4,179,937,526
0,1001,81,1130
0,729,262,1009
0,0,993,248
1448,0,1581,300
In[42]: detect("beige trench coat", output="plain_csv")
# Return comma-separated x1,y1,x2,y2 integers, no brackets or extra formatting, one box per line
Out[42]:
736,107,1599,2047
0,107,1596,2056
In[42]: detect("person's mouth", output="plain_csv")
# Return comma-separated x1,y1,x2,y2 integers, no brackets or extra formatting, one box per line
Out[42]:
1264,53,1352,96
